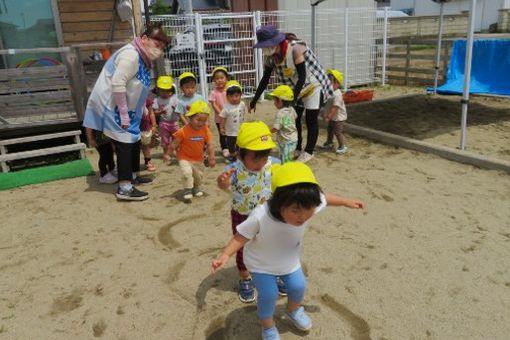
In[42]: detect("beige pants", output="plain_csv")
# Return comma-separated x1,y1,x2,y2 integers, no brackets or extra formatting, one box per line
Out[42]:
178,159,204,189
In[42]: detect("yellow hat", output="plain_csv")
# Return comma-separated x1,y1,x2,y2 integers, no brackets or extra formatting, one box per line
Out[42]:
225,80,242,92
271,162,318,192
156,76,173,90
236,121,276,151
186,100,211,117
211,66,228,77
269,85,294,101
178,71,196,82
327,69,344,85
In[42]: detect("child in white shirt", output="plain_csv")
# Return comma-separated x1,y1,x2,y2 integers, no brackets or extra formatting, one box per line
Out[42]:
219,80,246,162
320,69,348,154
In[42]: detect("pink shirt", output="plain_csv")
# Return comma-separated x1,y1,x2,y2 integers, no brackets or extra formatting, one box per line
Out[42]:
208,88,227,124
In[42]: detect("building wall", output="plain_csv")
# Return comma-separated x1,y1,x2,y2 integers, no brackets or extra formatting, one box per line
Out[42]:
499,9,510,32
389,14,469,38
57,0,135,56
230,0,278,12
277,0,375,11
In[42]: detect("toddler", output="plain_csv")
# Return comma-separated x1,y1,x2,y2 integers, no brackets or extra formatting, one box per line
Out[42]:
163,100,215,203
85,128,117,183
269,85,298,164
175,72,204,120
140,97,157,171
213,162,364,340
217,121,280,303
320,69,348,154
219,80,246,162
208,66,229,158
152,76,181,156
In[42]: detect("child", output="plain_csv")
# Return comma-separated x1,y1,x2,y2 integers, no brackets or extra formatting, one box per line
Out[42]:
320,69,348,154
208,66,229,158
175,72,204,120
85,128,117,183
212,162,364,339
219,80,246,162
140,97,157,171
216,121,281,303
163,100,216,202
152,76,181,155
269,85,298,164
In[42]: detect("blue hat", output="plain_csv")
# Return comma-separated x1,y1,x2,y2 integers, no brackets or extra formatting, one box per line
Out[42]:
253,24,286,48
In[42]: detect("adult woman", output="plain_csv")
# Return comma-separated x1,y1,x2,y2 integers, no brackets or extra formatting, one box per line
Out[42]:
249,25,333,163
83,24,170,201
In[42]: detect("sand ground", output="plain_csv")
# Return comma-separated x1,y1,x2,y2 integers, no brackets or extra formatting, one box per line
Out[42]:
1,88,510,340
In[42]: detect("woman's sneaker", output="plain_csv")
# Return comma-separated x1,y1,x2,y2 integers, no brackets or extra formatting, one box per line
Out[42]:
297,152,314,163
262,326,280,340
319,142,334,150
239,278,256,303
116,186,149,201
131,175,153,185
276,277,287,297
336,145,348,154
99,172,118,184
286,306,312,331
222,148,230,158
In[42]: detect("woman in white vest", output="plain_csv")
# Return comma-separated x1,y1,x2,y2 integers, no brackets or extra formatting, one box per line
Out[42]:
249,25,333,163
83,24,170,201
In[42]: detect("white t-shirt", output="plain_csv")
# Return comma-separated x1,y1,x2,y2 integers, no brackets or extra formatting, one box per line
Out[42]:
153,95,179,122
324,88,347,122
236,193,327,275
219,102,246,136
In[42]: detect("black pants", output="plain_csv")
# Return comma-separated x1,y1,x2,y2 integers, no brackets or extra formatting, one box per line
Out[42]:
226,136,237,157
113,140,140,181
295,106,320,155
216,123,228,151
96,142,115,177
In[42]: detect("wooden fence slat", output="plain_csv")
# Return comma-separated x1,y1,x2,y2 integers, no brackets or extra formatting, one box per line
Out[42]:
1,103,75,118
387,53,442,61
62,21,132,33
59,12,115,23
0,143,86,162
0,81,71,95
0,90,73,106
0,65,67,81
63,30,132,43
58,1,114,12
387,75,435,84
0,130,81,146
386,66,437,75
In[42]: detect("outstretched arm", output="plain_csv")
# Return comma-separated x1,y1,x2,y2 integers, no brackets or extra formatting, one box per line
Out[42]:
217,168,235,189
211,233,249,273
325,193,364,209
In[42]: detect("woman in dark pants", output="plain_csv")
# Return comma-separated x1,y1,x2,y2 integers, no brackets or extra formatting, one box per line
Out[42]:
83,24,170,201
249,24,333,163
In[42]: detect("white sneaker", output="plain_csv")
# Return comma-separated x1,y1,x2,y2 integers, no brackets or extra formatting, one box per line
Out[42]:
222,149,230,158
293,150,303,160
336,146,348,154
297,152,314,163
99,172,118,184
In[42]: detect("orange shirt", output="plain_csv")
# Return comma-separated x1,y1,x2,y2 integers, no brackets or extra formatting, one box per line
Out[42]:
174,124,213,162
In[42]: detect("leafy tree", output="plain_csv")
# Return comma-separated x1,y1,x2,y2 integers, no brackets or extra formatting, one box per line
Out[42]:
150,0,171,15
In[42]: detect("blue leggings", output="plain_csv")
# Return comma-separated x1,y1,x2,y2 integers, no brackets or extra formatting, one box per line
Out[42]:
251,268,306,319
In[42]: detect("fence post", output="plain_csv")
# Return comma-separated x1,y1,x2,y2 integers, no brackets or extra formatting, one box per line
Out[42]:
253,11,263,87
344,8,349,92
442,41,449,82
381,6,389,86
194,12,208,99
65,47,86,121
405,40,411,86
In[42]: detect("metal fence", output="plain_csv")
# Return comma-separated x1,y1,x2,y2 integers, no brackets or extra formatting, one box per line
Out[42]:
152,8,386,99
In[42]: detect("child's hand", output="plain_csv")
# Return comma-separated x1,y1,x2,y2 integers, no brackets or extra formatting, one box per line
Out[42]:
163,153,171,163
346,199,364,209
324,115,331,123
217,168,235,188
211,254,229,273
208,157,216,168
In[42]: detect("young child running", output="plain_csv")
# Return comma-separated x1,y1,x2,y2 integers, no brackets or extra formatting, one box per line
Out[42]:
208,66,229,158
85,128,117,183
269,85,298,164
175,72,204,121
163,100,215,203
140,97,157,171
212,162,364,340
219,80,246,162
320,69,348,154
152,76,181,157
216,121,281,303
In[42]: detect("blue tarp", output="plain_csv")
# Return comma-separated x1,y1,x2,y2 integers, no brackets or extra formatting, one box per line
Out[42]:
436,39,510,96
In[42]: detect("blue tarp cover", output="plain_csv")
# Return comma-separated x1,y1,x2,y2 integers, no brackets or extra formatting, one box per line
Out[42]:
436,39,510,96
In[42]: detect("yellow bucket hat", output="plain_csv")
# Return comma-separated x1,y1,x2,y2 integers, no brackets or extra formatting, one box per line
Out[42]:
211,66,228,77
186,100,211,117
156,76,173,90
236,121,276,151
271,162,318,192
225,80,242,92
269,85,294,101
327,69,344,85
178,71,196,83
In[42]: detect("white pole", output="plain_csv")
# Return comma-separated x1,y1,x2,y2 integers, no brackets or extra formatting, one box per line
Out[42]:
460,0,477,150
194,13,208,99
381,6,389,86
311,5,317,52
344,8,349,92
433,2,445,94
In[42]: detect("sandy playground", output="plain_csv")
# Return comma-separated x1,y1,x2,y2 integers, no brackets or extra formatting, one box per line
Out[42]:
1,86,510,340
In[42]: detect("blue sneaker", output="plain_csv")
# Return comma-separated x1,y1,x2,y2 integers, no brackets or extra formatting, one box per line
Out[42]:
286,306,312,331
239,279,256,303
276,277,287,297
262,326,280,340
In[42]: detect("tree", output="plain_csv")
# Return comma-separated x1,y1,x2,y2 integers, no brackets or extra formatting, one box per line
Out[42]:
150,0,171,15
